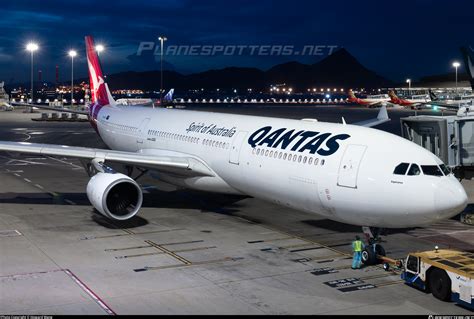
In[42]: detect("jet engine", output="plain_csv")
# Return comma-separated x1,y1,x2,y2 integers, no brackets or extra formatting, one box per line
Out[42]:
86,172,143,220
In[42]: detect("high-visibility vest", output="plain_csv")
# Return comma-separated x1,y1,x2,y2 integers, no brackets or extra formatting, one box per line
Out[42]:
353,240,362,252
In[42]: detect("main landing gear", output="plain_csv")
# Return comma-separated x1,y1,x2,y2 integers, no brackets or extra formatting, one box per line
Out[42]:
361,226,386,266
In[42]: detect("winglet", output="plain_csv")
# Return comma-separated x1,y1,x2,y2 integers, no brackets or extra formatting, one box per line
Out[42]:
342,117,347,125
352,105,390,128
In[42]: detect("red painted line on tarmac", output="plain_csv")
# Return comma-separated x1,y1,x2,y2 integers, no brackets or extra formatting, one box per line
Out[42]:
0,268,116,315
63,269,117,315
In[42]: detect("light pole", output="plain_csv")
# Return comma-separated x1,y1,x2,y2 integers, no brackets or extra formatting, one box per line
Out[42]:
158,36,167,103
68,50,77,107
406,78,411,97
26,42,39,108
452,61,460,95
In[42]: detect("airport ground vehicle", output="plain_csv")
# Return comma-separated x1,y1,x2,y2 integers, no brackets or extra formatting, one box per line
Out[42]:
401,249,474,310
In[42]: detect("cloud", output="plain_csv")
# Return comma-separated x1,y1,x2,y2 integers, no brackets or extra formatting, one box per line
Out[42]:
0,48,13,62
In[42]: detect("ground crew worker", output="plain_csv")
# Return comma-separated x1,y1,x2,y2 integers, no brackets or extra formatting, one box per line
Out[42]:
351,235,365,269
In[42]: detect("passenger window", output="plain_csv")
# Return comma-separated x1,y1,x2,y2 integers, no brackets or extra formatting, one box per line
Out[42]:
288,154,292,161
321,159,325,166
283,153,287,160
256,149,260,155
407,164,421,176
393,163,410,175
406,255,419,273
314,158,319,165
308,157,313,165
421,165,443,176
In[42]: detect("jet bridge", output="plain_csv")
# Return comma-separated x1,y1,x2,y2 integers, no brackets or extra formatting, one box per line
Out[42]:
401,113,474,179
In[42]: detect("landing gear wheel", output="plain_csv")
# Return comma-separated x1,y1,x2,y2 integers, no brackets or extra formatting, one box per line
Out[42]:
429,268,452,301
362,244,386,266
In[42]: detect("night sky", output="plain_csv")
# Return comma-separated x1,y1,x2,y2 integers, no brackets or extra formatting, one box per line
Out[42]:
1,0,473,83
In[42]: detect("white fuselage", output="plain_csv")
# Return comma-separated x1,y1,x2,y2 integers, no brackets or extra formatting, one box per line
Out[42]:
92,106,467,228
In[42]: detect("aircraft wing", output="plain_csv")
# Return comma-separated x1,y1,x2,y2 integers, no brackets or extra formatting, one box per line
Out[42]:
0,141,214,177
10,102,89,115
352,105,390,127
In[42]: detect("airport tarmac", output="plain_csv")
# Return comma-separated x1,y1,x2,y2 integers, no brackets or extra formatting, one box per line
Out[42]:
0,106,472,315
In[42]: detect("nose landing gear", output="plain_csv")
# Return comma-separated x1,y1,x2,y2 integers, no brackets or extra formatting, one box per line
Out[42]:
361,226,386,266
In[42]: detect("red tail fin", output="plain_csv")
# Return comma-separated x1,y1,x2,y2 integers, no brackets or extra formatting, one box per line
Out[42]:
85,36,112,106
347,89,358,103
388,90,399,103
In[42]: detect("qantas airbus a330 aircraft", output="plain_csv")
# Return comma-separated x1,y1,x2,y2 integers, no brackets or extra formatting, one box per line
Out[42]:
0,36,468,262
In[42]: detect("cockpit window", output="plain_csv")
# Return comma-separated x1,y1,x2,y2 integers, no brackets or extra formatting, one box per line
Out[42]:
439,164,451,176
421,165,443,176
407,164,421,176
393,163,410,175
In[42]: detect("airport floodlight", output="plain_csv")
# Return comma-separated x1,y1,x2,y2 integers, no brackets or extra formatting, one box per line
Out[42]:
69,50,77,107
158,36,168,103
26,42,39,111
95,44,105,53
406,78,411,83
453,61,460,93
26,42,39,52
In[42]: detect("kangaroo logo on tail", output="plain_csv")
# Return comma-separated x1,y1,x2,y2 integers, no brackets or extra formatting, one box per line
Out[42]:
347,89,358,103
388,90,399,103
85,36,115,109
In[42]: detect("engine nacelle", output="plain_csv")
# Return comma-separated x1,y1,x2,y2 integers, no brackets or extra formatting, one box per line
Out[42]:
86,172,143,220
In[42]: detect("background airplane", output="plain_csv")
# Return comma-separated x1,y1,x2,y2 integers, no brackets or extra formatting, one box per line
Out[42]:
347,89,392,108
388,90,431,109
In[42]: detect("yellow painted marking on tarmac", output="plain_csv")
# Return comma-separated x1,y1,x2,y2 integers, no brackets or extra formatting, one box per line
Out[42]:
145,240,192,265
253,223,352,257
116,246,216,260
141,257,234,271
83,228,184,240
124,228,186,235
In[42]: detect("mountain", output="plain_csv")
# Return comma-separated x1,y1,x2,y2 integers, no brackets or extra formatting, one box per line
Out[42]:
265,49,393,88
266,61,313,85
185,67,265,89
6,48,393,91
309,48,393,88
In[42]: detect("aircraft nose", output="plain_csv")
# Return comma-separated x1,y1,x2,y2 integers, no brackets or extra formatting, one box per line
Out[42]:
434,177,468,219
